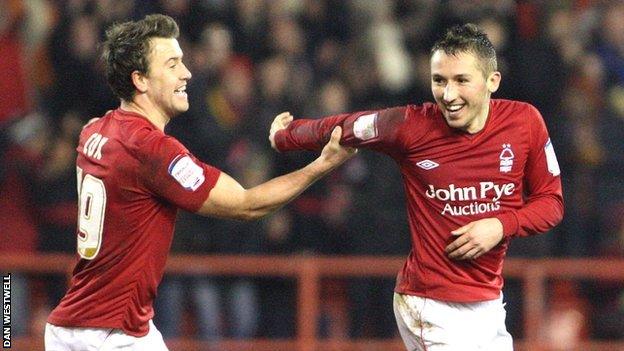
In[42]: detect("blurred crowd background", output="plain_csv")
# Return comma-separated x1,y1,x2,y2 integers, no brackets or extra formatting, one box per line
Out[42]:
1,0,624,347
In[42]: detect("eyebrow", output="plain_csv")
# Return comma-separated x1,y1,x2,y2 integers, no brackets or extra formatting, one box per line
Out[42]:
164,56,183,64
431,73,473,79
454,74,472,79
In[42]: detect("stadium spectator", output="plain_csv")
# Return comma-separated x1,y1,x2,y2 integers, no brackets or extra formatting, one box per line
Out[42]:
0,114,45,337
270,24,563,350
44,14,355,351
594,2,624,89
45,12,116,121
0,0,30,125
33,111,82,325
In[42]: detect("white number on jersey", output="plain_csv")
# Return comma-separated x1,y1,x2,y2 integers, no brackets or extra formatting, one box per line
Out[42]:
76,167,106,259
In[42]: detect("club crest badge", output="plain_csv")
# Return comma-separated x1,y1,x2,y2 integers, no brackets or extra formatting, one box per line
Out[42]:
499,143,514,173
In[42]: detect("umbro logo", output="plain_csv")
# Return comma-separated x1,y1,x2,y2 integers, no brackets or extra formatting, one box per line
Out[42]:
416,160,439,170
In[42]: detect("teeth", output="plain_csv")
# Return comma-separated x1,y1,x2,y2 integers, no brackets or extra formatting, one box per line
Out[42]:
447,105,463,112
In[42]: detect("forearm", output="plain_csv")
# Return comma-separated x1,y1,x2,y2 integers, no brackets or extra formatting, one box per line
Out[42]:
200,126,354,220
275,107,408,155
275,116,347,152
496,193,564,237
238,157,334,219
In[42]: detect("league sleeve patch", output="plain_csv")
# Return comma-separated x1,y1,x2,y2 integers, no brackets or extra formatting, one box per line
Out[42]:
544,139,560,176
353,113,378,140
168,154,206,191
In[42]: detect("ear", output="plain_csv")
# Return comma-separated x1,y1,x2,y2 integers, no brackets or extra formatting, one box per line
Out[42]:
487,71,501,94
131,70,149,94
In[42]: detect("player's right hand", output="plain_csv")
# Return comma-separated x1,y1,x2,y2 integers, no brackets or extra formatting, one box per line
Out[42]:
445,218,504,260
269,112,294,150
319,126,357,169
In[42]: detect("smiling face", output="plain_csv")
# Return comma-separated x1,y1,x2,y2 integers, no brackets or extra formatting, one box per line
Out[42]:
142,37,192,118
430,50,500,133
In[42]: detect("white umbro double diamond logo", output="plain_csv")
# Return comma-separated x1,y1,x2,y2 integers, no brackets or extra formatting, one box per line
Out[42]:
416,160,439,170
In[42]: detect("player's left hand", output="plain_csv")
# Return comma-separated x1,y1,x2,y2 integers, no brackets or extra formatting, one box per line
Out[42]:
269,112,294,150
445,218,504,260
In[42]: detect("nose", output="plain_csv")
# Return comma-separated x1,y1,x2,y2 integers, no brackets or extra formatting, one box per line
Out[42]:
182,62,192,80
443,83,458,103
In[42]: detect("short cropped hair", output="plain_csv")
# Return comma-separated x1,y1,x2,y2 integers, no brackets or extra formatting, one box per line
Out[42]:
431,23,497,76
102,14,180,102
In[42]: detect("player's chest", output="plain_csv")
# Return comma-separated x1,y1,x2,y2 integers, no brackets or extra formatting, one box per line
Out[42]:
404,130,529,187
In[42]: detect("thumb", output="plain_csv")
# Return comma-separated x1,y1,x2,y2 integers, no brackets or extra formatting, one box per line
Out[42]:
451,222,473,236
330,126,343,142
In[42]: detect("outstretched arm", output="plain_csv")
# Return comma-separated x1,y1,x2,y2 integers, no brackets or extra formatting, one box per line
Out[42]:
196,126,357,220
269,108,410,158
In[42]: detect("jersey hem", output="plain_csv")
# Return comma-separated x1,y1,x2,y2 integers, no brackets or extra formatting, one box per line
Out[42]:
47,316,149,337
393,287,501,303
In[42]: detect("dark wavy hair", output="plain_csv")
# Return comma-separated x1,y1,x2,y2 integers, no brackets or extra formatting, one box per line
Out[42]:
431,23,497,76
102,14,180,101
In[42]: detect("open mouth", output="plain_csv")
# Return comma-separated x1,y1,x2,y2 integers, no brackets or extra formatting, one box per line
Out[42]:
446,104,465,118
174,86,187,97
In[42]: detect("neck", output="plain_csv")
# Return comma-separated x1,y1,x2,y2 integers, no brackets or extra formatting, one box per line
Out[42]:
120,98,169,131
466,99,491,134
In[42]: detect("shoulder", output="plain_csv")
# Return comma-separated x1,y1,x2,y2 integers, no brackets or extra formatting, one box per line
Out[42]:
406,102,438,118
79,111,109,136
405,102,447,127
492,100,551,149
101,112,189,161
78,111,113,150
493,99,541,117
382,103,440,149
127,125,196,186
131,126,188,161
492,99,545,128
375,105,408,119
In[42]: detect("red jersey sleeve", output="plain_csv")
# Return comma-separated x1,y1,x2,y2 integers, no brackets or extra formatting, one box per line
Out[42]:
275,107,411,159
134,128,221,212
495,104,564,237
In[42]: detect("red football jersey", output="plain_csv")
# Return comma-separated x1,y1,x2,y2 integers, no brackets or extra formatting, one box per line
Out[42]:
275,99,564,302
48,109,221,336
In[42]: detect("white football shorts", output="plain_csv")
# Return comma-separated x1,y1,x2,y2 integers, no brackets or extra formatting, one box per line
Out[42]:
393,292,513,351
45,320,168,351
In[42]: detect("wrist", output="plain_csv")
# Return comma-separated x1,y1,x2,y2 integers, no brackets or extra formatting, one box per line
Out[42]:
495,212,518,237
308,157,333,177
